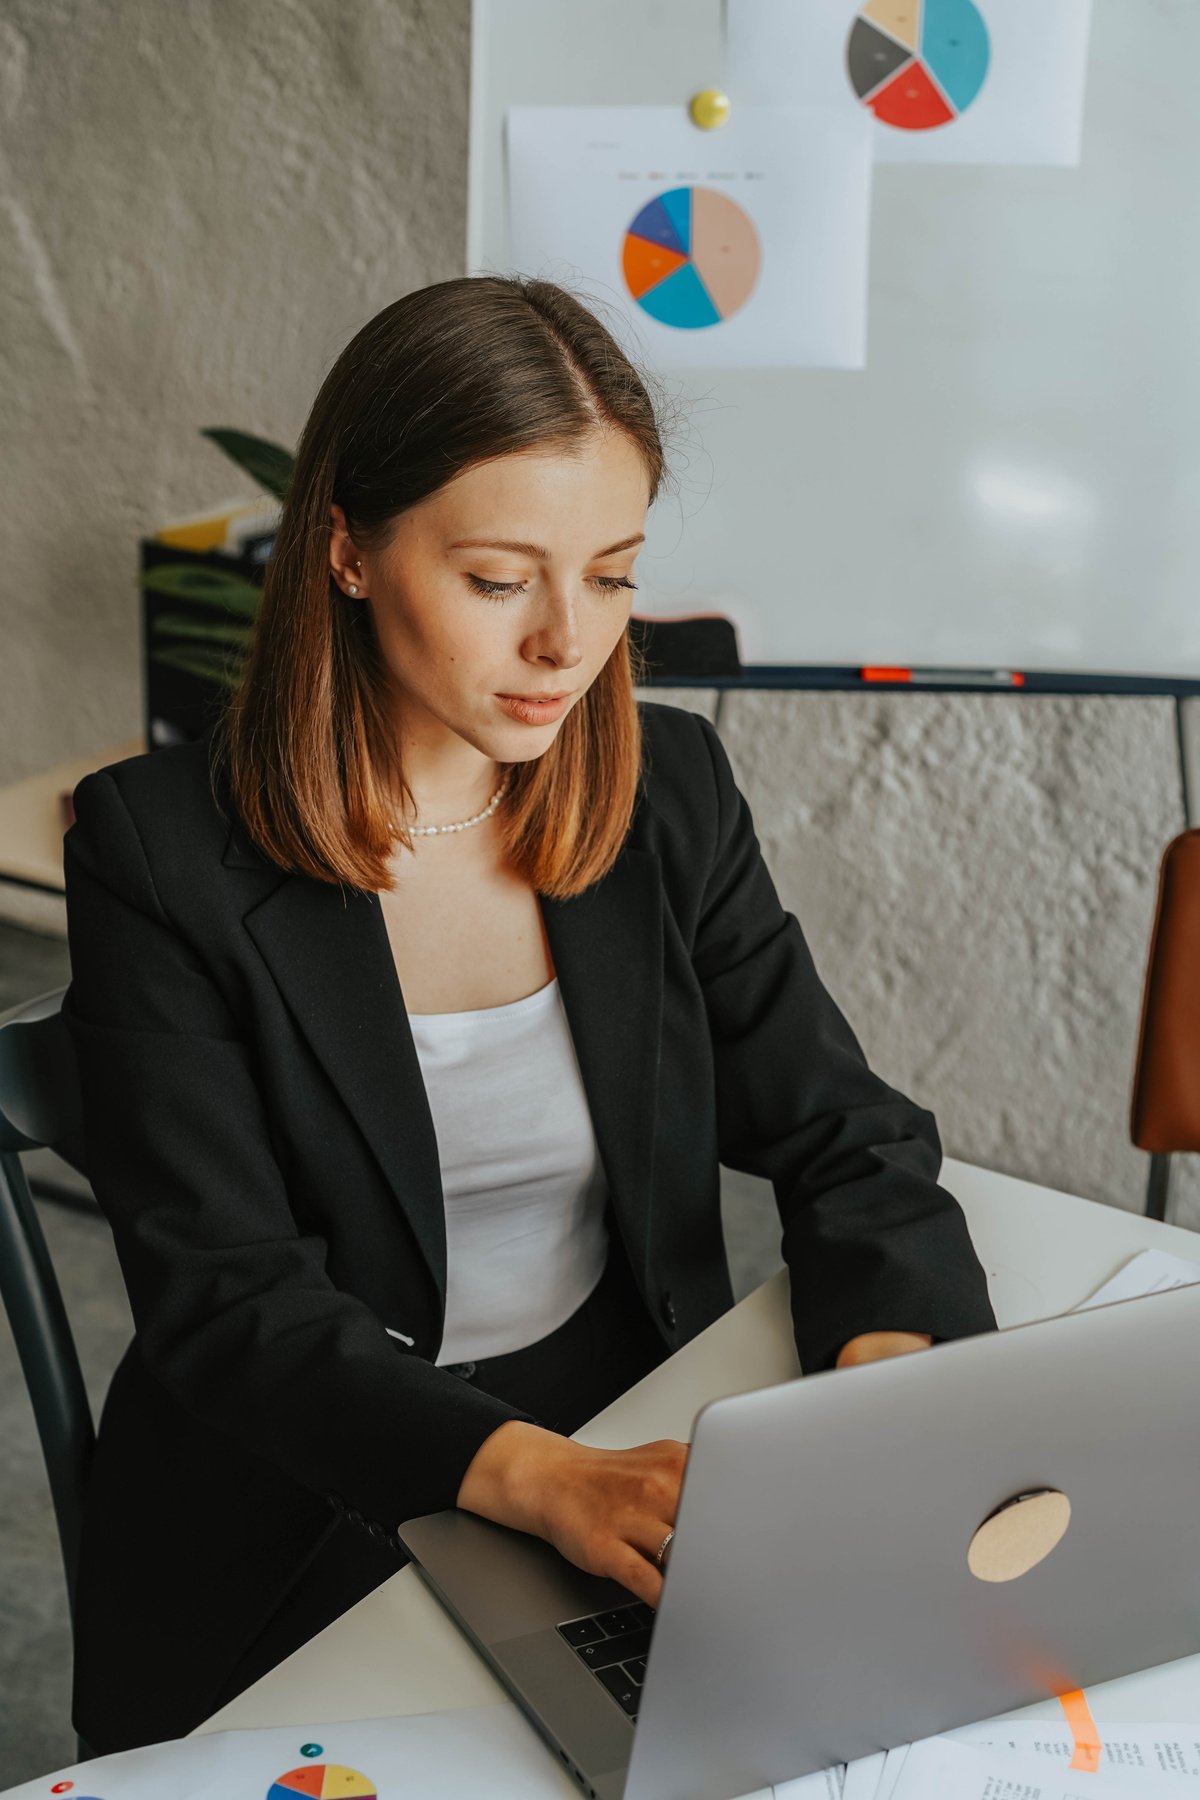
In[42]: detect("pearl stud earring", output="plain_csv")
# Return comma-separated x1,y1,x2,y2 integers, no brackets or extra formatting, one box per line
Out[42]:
347,583,359,596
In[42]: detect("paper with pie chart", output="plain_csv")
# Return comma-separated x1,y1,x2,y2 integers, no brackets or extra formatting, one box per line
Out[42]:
505,104,873,369
726,0,1093,166
0,1706,572,1799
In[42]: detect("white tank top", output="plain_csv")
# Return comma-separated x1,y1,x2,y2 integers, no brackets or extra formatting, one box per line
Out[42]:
406,976,610,1363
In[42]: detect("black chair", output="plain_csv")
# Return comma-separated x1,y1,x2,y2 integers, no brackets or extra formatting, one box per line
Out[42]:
0,984,96,1761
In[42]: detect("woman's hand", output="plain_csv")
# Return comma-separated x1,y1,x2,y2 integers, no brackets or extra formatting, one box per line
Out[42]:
456,1420,687,1608
835,1330,932,1367
455,1339,931,1601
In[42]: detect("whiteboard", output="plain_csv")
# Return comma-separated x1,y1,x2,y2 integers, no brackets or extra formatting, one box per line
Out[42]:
468,0,1200,682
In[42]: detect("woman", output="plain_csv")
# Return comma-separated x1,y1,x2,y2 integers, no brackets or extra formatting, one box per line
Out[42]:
62,275,995,1754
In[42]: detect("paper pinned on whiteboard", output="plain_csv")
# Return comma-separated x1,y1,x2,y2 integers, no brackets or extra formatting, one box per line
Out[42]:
505,104,873,370
724,0,1094,167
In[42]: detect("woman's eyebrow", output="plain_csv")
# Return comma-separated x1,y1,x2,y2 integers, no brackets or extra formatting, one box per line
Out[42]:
447,533,645,559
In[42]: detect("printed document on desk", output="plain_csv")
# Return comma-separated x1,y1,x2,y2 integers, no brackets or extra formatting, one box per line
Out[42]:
834,1723,1200,1798
1072,1248,1200,1310
0,1703,571,1799
888,1735,1158,1797
947,1719,1200,1782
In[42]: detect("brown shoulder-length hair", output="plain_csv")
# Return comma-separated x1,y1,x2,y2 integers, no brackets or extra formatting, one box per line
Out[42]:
210,275,678,899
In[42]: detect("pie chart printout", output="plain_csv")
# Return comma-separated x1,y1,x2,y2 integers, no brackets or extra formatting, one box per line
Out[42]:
622,186,761,329
847,0,990,131
266,1765,377,1799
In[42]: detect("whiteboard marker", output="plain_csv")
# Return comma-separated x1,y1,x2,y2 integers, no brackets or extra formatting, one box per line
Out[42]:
861,667,1025,687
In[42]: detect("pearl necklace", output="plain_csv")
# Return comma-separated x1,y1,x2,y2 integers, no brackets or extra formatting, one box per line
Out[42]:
402,773,511,838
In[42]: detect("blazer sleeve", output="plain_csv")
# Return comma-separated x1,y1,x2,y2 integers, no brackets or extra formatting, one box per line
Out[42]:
688,713,997,1373
62,768,540,1538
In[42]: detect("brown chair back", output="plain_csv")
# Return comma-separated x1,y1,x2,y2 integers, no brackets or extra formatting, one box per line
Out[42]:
1131,829,1200,1153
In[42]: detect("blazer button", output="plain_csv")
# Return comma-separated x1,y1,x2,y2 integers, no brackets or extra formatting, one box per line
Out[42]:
445,1360,477,1380
660,1291,676,1330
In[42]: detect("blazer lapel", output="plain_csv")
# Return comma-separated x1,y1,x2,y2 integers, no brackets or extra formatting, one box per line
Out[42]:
238,864,450,1305
224,816,664,1317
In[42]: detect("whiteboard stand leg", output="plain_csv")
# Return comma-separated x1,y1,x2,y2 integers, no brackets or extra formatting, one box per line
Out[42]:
1177,698,1200,828
1144,1152,1171,1223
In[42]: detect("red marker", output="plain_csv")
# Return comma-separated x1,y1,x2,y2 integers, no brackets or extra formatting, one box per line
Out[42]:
860,667,1026,688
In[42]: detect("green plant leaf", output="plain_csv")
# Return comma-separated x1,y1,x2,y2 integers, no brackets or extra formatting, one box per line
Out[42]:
149,644,247,689
201,428,295,501
151,613,255,647
140,563,262,617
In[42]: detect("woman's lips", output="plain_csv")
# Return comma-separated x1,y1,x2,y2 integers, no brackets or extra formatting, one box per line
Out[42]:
495,693,572,724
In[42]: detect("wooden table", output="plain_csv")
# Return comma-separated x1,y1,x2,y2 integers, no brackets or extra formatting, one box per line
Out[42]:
0,738,143,930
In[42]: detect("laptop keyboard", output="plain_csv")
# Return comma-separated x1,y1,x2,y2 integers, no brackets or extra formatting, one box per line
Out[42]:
556,1601,656,1723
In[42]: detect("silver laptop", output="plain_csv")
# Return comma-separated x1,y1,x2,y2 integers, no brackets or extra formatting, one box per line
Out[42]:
398,1281,1200,1800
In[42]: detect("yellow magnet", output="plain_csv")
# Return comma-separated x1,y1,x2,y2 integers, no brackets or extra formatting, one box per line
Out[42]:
689,88,731,130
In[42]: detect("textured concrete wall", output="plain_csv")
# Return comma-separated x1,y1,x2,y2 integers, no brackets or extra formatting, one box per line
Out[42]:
716,690,1199,1231
4,4,1195,1232
1,0,470,785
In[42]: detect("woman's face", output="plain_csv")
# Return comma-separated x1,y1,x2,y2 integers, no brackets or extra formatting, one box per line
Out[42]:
330,429,651,762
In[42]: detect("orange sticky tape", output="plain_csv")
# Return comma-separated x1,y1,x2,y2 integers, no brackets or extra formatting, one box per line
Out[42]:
1059,1688,1103,1772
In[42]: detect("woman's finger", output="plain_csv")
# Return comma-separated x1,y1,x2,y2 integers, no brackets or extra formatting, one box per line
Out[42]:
629,1516,676,1572
608,1539,664,1610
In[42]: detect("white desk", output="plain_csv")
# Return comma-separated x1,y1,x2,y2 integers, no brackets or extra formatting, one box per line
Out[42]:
193,1157,1200,1783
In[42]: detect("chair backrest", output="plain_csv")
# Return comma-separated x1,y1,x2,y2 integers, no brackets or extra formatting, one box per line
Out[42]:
0,985,95,1628
1131,829,1200,1154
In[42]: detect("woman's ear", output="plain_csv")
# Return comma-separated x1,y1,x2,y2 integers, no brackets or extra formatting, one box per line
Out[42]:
329,502,365,597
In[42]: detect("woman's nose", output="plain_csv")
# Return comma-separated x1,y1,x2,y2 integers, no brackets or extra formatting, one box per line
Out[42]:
524,594,584,667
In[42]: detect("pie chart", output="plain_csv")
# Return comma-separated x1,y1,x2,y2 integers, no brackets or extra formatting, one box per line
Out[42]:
267,1765,376,1798
622,186,761,330
847,0,990,131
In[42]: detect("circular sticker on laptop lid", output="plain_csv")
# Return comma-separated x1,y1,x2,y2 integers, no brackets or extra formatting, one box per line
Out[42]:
968,1488,1071,1582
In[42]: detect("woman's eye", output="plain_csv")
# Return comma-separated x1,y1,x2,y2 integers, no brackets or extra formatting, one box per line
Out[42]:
465,575,524,598
465,574,638,601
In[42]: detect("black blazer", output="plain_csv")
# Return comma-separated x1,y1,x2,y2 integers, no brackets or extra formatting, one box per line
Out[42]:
62,699,995,1751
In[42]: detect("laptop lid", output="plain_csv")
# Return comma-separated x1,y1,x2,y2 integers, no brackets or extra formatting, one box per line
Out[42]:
624,1281,1200,1799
